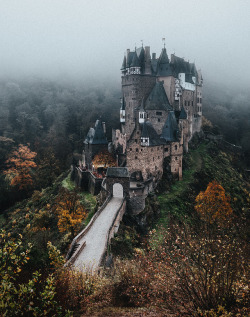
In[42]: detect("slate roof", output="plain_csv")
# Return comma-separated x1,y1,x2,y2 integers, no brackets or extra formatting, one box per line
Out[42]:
179,106,187,120
121,56,126,70
156,48,173,77
144,81,172,111
84,120,108,145
131,52,140,67
161,111,179,142
106,167,130,178
141,121,166,146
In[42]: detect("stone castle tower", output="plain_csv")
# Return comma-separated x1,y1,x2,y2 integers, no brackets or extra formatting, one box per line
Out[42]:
84,44,203,184
113,44,203,182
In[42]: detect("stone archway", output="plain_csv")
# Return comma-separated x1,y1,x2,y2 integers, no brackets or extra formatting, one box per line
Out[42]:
113,183,123,198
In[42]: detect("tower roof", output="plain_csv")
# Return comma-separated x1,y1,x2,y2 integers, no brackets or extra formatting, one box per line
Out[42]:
179,106,187,120
121,56,126,70
157,47,173,77
144,81,172,111
84,120,108,145
141,121,166,146
131,52,140,67
161,111,179,142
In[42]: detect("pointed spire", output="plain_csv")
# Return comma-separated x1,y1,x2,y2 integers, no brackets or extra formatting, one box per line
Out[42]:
121,55,126,70
161,112,179,142
131,52,140,67
179,106,187,120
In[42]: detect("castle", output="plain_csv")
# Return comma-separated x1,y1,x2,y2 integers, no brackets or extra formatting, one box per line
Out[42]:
82,44,203,185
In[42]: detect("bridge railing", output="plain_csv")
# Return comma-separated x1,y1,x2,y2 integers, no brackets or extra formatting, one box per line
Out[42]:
99,197,126,267
65,193,112,264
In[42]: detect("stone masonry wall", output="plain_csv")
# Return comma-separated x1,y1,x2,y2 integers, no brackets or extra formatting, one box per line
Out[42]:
126,141,164,181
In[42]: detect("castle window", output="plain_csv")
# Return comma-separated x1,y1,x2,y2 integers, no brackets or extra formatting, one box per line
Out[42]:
137,131,140,134
153,157,154,161
175,145,178,150
188,101,190,106
200,98,202,103
158,156,160,159
141,149,143,151
156,111,162,116
192,101,193,107
136,148,138,152
185,101,187,106
135,156,138,159
164,148,168,152
135,139,138,143
147,113,149,118
175,157,178,161
130,148,132,151
158,118,160,122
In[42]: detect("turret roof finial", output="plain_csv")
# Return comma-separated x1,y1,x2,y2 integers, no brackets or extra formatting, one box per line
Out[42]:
162,37,166,48
141,39,143,47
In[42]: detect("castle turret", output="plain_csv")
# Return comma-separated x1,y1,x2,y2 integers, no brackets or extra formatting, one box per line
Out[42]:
120,96,126,123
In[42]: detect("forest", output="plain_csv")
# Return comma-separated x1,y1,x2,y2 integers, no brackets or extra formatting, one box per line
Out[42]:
0,77,249,316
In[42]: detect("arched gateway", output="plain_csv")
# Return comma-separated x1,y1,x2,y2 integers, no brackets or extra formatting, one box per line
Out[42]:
106,167,130,199
113,183,123,198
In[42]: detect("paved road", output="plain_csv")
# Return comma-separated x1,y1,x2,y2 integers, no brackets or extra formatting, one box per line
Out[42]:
73,197,123,271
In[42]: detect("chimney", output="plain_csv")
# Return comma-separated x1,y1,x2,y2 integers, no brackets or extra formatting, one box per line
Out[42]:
102,122,106,134
152,53,156,60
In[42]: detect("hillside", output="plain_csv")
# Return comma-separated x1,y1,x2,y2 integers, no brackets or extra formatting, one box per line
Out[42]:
1,138,249,316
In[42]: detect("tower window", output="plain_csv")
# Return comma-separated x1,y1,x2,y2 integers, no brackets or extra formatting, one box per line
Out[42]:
156,111,162,116
175,145,178,150
135,156,138,159
158,118,160,122
164,148,168,152
136,148,138,152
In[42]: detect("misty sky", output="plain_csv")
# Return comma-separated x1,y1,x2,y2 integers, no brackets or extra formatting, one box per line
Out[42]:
0,0,250,87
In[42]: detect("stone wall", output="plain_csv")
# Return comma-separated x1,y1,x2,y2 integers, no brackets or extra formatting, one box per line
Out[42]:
126,140,164,181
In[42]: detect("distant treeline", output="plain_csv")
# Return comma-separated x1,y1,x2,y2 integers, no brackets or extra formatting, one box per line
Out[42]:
0,77,120,210
0,77,249,210
203,82,250,167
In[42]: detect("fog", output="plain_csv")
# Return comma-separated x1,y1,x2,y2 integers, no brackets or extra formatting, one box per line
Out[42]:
0,0,249,88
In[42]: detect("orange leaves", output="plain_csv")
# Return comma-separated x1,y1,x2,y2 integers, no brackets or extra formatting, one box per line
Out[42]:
4,144,37,190
55,189,87,235
195,180,233,225
92,150,116,168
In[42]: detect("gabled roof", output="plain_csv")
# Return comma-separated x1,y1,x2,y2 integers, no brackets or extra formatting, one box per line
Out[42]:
141,121,166,146
179,106,187,120
161,111,179,142
144,81,172,111
84,120,108,145
106,167,129,178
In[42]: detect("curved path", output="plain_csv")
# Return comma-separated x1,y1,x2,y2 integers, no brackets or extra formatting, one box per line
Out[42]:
72,197,123,271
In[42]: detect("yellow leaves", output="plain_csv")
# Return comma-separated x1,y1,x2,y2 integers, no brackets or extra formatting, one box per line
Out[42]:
55,189,87,235
4,144,37,190
195,180,233,226
92,150,116,168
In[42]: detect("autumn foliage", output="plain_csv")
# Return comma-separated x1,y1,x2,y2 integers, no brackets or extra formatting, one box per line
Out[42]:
55,189,87,236
195,180,233,225
92,150,116,168
4,144,37,190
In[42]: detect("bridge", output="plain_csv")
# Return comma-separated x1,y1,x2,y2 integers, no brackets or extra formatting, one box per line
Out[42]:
65,168,129,271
